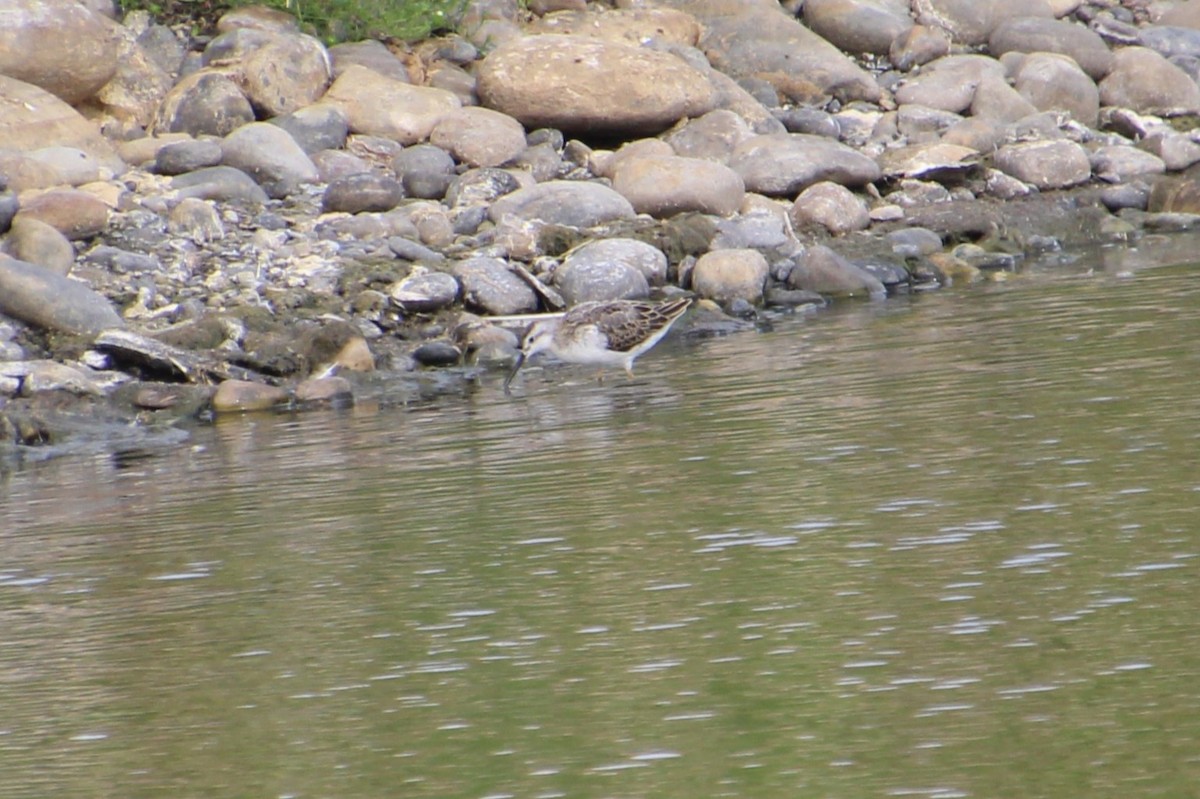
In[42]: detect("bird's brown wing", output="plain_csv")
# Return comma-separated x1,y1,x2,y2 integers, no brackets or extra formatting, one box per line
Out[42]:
580,299,693,353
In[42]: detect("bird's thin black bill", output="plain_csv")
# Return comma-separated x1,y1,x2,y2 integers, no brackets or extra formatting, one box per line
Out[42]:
503,352,525,392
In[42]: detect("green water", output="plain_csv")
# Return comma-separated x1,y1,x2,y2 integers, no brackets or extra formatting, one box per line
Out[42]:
2,241,1199,798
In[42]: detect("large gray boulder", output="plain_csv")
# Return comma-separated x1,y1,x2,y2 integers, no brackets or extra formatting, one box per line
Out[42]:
477,34,715,135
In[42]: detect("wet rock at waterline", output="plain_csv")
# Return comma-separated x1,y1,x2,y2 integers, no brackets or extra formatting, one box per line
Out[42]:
211,379,290,413
412,340,462,367
1,359,106,398
294,374,354,405
785,246,887,299
691,249,769,306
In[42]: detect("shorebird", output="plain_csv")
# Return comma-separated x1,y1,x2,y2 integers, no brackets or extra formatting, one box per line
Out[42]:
504,297,693,391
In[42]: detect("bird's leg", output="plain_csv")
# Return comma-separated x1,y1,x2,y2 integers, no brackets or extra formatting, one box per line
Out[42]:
624,363,635,380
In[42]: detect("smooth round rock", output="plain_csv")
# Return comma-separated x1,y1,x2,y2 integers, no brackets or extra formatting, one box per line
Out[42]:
24,146,109,186
0,0,118,105
217,5,299,33
785,244,886,298
235,32,331,118
611,155,745,218
773,107,842,138
970,74,1038,123
323,65,461,145
553,257,649,305
803,0,913,56
989,16,1113,80
137,23,187,75
477,34,714,135
713,210,791,251
212,379,290,412
171,166,270,205
295,375,354,405
894,54,1007,113
488,181,635,228
154,71,256,137
1011,54,1099,127
564,238,668,287
0,76,123,171
389,270,460,312
402,171,453,200
5,216,75,275
446,168,522,208
512,142,567,182
790,182,871,235
220,122,319,192
388,237,447,264
412,340,462,367
451,257,538,315
429,107,527,168
693,3,882,102
1139,132,1200,172
1099,46,1200,115
322,173,404,213
887,227,944,257
665,110,755,162
889,24,951,71
393,143,457,177
394,144,456,199
993,140,1092,190
1090,146,1165,184
0,256,124,336
691,249,769,305
270,105,350,154
18,189,109,240
155,139,224,175
328,39,411,82
728,133,882,197
310,149,372,183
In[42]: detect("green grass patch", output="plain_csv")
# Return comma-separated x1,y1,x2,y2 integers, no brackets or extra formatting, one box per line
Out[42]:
120,0,467,43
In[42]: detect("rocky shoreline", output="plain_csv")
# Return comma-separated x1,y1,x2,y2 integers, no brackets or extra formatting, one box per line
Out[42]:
3,0,1200,458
